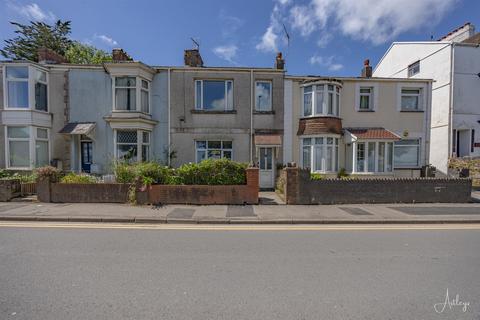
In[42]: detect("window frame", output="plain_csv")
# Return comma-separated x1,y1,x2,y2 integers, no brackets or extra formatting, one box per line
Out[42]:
301,83,341,117
3,64,49,112
112,76,151,114
195,140,233,163
353,141,394,174
408,61,420,77
400,88,422,111
300,135,339,173
195,79,234,111
397,83,426,112
113,129,152,163
355,83,378,112
394,138,421,168
254,80,272,111
5,125,50,170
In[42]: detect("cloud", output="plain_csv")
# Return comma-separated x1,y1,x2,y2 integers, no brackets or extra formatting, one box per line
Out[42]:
219,10,244,38
289,5,317,37
7,2,56,23
309,54,344,71
316,33,332,48
94,34,118,47
255,0,289,53
213,44,238,63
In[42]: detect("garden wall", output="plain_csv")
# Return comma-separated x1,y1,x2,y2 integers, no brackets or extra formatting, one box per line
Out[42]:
0,179,21,202
137,168,259,205
281,167,472,204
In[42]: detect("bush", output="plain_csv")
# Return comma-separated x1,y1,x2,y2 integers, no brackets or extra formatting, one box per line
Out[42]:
0,169,10,179
35,166,61,182
173,159,247,185
114,162,137,183
114,162,172,185
310,173,325,180
60,173,97,184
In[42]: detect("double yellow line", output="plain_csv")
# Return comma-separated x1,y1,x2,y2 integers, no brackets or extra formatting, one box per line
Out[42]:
1,222,480,231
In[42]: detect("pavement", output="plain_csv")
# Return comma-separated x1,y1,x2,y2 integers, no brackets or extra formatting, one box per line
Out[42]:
0,191,480,224
0,223,479,319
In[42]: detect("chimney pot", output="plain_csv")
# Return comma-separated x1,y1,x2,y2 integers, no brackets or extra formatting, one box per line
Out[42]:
112,48,132,62
184,49,204,67
361,58,372,78
37,48,66,64
275,52,285,70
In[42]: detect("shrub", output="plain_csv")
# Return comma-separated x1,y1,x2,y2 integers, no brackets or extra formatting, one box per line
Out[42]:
135,162,172,185
310,173,325,181
35,166,61,182
114,162,137,183
60,173,97,184
337,168,349,179
0,169,10,179
173,159,247,185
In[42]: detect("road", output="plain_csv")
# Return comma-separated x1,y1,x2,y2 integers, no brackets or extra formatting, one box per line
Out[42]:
0,223,479,320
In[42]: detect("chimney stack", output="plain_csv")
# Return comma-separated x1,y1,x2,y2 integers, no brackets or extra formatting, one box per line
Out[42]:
112,48,132,62
275,52,285,70
37,48,66,64
184,49,204,67
361,59,372,78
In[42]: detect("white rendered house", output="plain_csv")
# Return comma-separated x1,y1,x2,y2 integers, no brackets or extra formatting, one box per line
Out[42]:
374,23,480,175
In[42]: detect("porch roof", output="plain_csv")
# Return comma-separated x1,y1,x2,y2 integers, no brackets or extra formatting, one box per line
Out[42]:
254,134,282,146
344,128,401,141
59,122,96,135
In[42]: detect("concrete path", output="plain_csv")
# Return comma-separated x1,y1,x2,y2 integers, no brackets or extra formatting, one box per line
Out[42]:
1,201,480,224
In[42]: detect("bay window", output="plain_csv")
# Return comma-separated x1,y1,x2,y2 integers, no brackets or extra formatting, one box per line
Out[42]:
394,139,420,167
113,76,150,113
302,137,339,173
4,65,48,111
5,126,50,169
115,130,151,162
302,84,340,117
195,140,232,162
355,141,393,173
195,80,233,111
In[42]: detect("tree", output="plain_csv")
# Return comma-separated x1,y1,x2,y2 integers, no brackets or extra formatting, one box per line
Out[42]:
1,20,72,61
65,42,112,64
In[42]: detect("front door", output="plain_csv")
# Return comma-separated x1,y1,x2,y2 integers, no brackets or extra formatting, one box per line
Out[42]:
81,141,92,173
259,147,274,189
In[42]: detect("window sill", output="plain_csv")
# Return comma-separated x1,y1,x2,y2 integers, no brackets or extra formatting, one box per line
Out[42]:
394,167,421,170
253,110,275,115
400,110,424,113
356,109,375,112
191,109,237,114
300,115,341,119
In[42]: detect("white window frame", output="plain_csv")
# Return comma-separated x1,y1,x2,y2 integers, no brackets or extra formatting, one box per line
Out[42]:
397,83,426,112
113,129,151,162
300,135,339,173
3,64,49,112
355,83,378,112
195,140,233,163
254,80,272,111
408,61,420,77
195,80,234,111
35,127,50,167
394,138,421,168
141,131,150,162
5,126,50,170
301,83,341,117
352,141,394,174
112,76,151,113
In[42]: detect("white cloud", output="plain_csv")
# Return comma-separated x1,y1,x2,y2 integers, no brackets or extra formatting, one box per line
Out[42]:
289,5,317,37
94,34,118,47
256,26,279,53
316,33,332,48
7,2,56,23
213,44,238,63
309,54,344,71
219,10,244,38
255,0,290,53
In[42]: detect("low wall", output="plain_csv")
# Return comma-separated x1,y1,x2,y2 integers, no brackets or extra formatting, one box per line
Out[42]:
0,179,21,202
38,180,130,203
138,168,259,205
281,167,472,204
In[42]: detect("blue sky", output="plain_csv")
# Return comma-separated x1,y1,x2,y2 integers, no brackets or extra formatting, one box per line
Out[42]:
1,0,479,76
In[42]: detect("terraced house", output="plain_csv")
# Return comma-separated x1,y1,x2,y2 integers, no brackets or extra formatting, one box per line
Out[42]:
284,61,433,177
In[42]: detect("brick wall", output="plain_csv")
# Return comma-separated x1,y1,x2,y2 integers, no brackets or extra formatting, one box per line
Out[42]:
138,168,259,205
0,179,21,202
281,167,472,204
38,181,130,203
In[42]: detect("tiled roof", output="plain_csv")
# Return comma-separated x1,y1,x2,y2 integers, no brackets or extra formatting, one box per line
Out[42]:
59,122,96,135
254,134,282,146
344,128,401,140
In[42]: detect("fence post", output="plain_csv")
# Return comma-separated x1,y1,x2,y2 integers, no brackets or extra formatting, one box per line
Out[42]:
246,167,259,204
284,166,300,204
36,178,52,203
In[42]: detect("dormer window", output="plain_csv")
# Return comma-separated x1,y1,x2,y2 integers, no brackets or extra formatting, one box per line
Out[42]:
4,65,48,111
302,83,340,117
113,76,150,113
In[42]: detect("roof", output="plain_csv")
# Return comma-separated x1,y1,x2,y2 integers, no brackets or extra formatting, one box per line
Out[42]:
285,75,433,83
59,122,96,135
344,128,401,140
438,22,472,41
254,134,282,146
463,32,480,44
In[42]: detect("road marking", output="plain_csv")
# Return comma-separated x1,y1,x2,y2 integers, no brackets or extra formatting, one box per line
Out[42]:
0,221,480,231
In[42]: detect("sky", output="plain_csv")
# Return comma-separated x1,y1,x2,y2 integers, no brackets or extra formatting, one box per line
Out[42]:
1,0,479,76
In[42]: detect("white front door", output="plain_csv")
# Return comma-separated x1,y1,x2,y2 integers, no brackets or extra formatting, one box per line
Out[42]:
259,147,274,189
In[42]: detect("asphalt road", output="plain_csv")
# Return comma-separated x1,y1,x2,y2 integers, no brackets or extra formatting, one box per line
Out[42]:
0,224,479,320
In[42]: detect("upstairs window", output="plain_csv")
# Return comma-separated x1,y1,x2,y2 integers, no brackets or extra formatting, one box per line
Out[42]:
359,87,373,111
5,65,48,111
302,84,340,117
113,77,151,113
408,61,420,77
255,81,272,111
401,88,422,111
195,80,233,111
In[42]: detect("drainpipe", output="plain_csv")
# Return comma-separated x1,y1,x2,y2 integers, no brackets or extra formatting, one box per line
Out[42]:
167,68,171,167
448,43,455,164
250,69,254,164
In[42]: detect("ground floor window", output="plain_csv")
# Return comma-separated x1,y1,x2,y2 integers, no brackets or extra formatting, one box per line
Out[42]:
302,137,338,173
355,141,393,173
115,130,150,162
195,140,232,162
6,126,49,169
394,139,420,168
